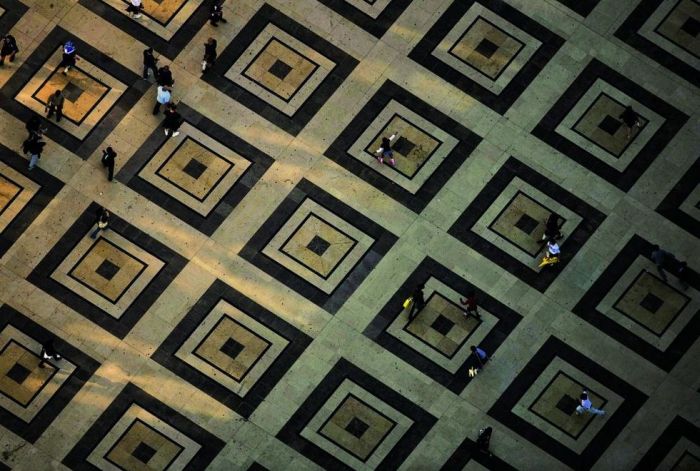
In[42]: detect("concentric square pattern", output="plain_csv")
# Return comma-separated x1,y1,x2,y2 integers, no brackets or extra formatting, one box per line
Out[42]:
314,0,412,37
657,156,700,237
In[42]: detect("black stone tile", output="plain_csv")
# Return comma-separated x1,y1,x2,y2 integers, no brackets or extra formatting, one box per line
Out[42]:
431,315,455,336
314,0,411,37
62,82,84,102
96,259,120,281
345,417,369,438
0,305,101,443
573,234,700,371
635,416,700,469
556,395,578,415
6,363,31,384
639,293,663,313
409,0,565,114
132,442,156,464
364,257,522,394
656,157,700,237
598,115,623,135
151,280,312,418
681,17,700,37
220,338,244,360
515,214,538,234
392,136,416,156
553,0,601,17
116,103,274,237
63,383,225,470
475,38,499,58
269,59,292,80
0,0,27,36
182,158,207,180
307,235,330,256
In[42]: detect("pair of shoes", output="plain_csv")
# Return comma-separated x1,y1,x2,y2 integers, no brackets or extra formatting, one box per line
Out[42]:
133,13,142,18
376,156,383,164
172,131,180,137
388,158,396,166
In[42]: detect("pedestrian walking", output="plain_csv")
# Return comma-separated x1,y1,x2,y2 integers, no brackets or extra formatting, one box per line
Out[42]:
650,245,688,286
25,115,46,139
163,103,182,137
0,34,19,66
407,282,425,321
541,213,563,241
101,146,117,181
375,133,396,166
126,0,143,18
210,1,227,26
157,64,174,87
575,390,605,416
619,105,641,140
143,47,158,80
539,239,560,268
59,40,78,75
23,135,45,171
39,338,62,368
460,291,481,320
45,89,65,122
153,84,171,115
201,37,217,74
475,427,493,457
90,207,110,239
471,345,488,369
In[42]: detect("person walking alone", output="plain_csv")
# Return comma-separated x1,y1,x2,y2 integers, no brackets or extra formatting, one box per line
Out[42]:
163,103,182,137
39,338,62,368
101,146,117,182
408,283,425,321
375,133,396,166
210,1,227,26
143,47,158,80
25,115,46,140
24,134,46,171
201,37,217,75
153,84,171,115
126,0,143,18
460,291,481,320
575,390,605,416
59,40,78,75
90,207,110,239
471,345,488,370
0,34,19,66
46,89,65,122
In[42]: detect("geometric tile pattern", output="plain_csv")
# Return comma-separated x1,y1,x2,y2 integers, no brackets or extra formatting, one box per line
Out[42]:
364,257,521,393
27,203,188,339
62,383,225,470
553,0,602,17
409,0,565,113
0,304,100,443
277,358,437,470
314,0,412,37
634,416,700,469
152,279,312,418
657,157,700,237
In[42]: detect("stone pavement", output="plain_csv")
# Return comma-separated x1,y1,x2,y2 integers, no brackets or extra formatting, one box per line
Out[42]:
0,0,698,469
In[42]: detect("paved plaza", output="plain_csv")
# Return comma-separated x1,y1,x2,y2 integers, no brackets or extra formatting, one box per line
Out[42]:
0,0,698,469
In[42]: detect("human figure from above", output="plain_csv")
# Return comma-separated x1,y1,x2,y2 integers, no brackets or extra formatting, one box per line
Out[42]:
407,282,425,321
90,207,110,239
39,338,62,368
23,133,46,171
210,0,227,26
575,390,605,416
460,290,481,320
619,105,641,140
157,64,174,87
25,114,46,139
542,213,563,241
0,34,19,66
163,103,182,137
650,244,689,288
471,345,488,370
201,37,217,75
475,427,493,457
375,133,396,166
126,0,143,18
143,47,158,80
46,89,65,122
59,40,78,75
101,146,117,182
153,84,171,115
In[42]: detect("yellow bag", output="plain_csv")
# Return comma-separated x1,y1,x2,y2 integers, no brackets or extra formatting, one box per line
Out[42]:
403,297,413,309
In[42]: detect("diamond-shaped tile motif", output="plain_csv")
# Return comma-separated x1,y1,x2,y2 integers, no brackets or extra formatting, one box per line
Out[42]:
6,363,31,384
345,417,370,438
431,315,455,336
392,136,416,156
183,158,208,180
62,82,84,102
307,235,330,256
556,394,579,415
640,293,664,314
132,442,157,464
598,115,622,135
681,17,700,37
515,214,539,234
219,337,245,359
475,38,499,58
269,60,293,80
95,259,120,280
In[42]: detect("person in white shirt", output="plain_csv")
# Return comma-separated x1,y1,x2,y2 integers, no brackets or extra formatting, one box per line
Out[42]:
546,240,560,258
126,0,143,19
153,85,171,115
575,390,605,416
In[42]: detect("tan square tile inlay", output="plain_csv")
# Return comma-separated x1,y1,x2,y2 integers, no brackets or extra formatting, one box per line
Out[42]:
489,191,552,257
106,419,184,470
0,341,56,407
655,0,700,58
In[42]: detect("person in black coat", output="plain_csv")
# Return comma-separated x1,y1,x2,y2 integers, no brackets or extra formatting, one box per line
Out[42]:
0,34,19,65
39,338,62,367
408,282,425,320
24,135,46,170
143,47,158,80
25,115,46,139
101,146,117,181
90,207,110,239
156,64,174,87
163,104,182,137
210,1,227,26
202,38,217,74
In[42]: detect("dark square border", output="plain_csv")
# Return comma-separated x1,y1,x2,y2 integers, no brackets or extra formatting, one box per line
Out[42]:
570,91,648,159
0,26,149,159
488,336,648,470
440,431,518,470
653,0,700,60
615,0,700,86
408,0,564,114
240,178,397,314
116,102,274,236
279,212,359,281
30,65,111,127
527,370,608,440
0,143,64,258
153,136,234,203
0,304,100,443
656,156,699,237
448,16,525,82
634,416,700,469
27,202,188,339
362,112,444,180
324,80,482,213
62,383,225,470
317,392,397,462
0,339,59,407
67,237,150,305
152,279,312,419
532,58,689,191
554,0,602,17
364,256,521,394
572,234,700,372
314,0,412,38
242,37,320,104
277,358,437,470
203,3,359,136
190,315,273,384
611,269,690,337
448,157,606,292
77,0,210,59
104,418,184,469
0,0,27,34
